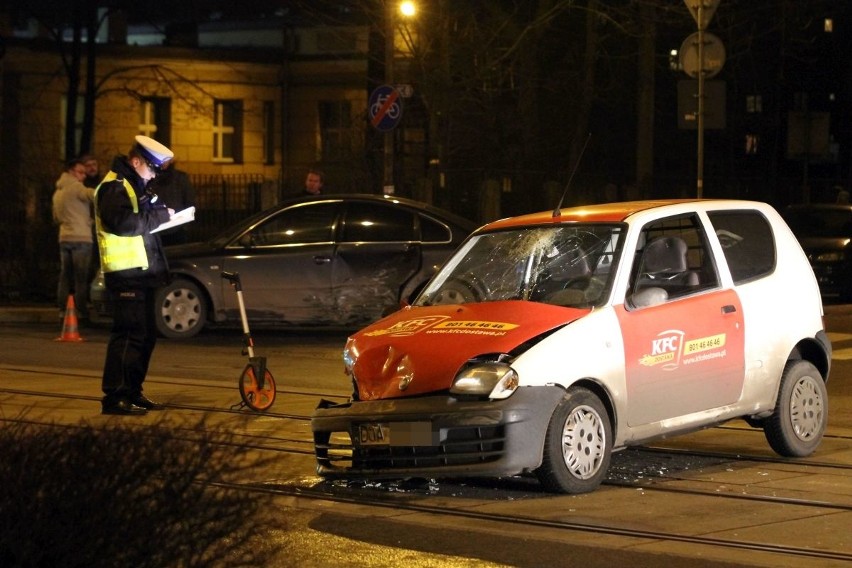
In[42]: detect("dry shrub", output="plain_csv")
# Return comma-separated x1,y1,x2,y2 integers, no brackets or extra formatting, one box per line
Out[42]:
0,416,285,568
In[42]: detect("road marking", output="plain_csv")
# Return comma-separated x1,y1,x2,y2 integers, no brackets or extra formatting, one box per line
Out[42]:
827,332,852,342
833,348,852,360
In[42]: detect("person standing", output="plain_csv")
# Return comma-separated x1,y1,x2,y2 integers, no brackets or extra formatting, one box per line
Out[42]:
303,168,324,195
52,159,96,324
94,135,175,415
80,154,102,189
148,161,196,246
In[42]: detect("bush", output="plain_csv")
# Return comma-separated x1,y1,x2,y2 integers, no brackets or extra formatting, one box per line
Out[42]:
0,416,285,567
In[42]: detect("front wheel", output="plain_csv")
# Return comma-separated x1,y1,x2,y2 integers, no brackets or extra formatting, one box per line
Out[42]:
536,387,612,494
764,360,827,457
154,279,206,339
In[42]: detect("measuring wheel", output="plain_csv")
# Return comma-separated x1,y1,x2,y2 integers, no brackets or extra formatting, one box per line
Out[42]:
222,270,279,412
239,363,276,412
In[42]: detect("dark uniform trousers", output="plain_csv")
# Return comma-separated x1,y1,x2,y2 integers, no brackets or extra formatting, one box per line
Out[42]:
102,288,158,403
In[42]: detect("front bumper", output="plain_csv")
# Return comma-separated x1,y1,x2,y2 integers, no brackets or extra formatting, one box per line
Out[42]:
311,386,566,480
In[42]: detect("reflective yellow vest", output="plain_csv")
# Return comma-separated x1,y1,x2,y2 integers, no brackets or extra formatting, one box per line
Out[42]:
94,171,149,272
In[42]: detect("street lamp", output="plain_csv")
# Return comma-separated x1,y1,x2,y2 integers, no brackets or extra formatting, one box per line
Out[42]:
383,1,416,194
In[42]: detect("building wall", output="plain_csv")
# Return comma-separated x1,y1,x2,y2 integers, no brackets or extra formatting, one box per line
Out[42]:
0,37,369,299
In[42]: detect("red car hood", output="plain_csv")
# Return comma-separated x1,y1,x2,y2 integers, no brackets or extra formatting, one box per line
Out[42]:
349,301,590,400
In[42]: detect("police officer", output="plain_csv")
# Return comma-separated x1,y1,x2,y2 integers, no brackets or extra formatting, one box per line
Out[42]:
95,136,175,415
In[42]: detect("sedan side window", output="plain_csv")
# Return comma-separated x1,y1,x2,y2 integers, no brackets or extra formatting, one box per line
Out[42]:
419,214,452,243
340,202,416,243
247,203,337,247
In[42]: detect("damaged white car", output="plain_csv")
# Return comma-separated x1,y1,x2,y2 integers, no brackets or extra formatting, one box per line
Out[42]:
312,199,831,494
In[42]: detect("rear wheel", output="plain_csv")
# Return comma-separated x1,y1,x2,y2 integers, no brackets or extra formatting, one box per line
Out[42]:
154,279,206,339
764,360,827,457
536,387,612,494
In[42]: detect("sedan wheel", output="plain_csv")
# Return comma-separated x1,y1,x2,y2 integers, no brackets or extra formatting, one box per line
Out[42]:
154,279,206,339
536,387,612,494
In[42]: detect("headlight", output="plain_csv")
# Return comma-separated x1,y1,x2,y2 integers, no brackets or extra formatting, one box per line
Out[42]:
815,251,844,262
451,362,519,400
342,339,358,375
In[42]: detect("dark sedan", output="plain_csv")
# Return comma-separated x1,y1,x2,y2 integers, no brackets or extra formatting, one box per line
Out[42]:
92,194,477,338
783,203,852,301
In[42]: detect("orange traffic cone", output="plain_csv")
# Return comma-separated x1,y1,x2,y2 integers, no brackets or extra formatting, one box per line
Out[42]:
56,295,85,342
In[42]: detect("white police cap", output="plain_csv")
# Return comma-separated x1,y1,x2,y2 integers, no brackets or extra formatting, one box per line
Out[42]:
133,135,174,169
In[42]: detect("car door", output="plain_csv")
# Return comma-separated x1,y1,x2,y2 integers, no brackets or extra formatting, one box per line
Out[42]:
219,201,340,324
332,200,421,325
617,213,746,427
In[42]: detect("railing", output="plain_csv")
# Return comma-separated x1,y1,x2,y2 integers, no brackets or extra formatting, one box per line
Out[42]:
186,174,270,242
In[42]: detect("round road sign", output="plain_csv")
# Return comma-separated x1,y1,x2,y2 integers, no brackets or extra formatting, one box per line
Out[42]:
368,85,403,132
680,32,726,79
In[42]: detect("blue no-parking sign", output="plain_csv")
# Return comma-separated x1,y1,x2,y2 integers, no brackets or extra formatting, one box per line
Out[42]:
368,85,403,132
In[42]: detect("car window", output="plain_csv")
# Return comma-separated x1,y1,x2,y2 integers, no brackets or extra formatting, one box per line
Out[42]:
707,210,775,284
246,202,337,246
340,202,416,243
628,213,719,307
419,214,452,243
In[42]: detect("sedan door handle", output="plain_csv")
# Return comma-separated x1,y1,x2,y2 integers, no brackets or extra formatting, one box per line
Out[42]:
313,256,332,265
721,304,737,314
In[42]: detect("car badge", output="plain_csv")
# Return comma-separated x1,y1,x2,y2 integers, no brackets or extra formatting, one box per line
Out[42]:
398,374,413,391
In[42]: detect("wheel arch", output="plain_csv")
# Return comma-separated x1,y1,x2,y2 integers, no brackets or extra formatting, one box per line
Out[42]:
568,378,618,437
788,331,832,384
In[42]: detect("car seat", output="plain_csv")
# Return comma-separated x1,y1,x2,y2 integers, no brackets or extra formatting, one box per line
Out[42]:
532,247,592,303
635,236,699,295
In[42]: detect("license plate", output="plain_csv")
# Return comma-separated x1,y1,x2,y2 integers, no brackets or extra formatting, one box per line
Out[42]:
356,422,435,447
357,423,390,446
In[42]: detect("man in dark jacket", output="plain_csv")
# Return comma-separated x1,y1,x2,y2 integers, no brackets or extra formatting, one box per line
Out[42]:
94,135,175,415
148,162,196,246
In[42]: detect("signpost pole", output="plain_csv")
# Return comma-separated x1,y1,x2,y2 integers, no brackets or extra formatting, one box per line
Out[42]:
384,2,395,193
683,0,719,199
697,3,705,199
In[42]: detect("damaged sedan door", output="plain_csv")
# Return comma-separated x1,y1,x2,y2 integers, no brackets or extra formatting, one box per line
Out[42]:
332,201,422,325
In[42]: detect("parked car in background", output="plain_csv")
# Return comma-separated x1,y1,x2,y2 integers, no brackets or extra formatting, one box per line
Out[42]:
92,194,476,338
312,199,830,494
783,203,852,301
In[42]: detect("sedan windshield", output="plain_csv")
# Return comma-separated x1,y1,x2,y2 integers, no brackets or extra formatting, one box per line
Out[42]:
416,224,624,308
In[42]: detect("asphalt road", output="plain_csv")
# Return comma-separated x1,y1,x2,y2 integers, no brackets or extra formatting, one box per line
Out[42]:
1,304,851,567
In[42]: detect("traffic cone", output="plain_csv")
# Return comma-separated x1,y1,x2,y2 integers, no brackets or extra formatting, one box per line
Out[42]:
55,295,85,342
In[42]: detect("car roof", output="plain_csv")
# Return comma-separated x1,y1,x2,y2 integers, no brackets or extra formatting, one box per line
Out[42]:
277,193,478,230
479,199,710,231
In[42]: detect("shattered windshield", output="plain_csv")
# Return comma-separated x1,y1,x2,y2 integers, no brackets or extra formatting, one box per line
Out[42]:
416,224,624,308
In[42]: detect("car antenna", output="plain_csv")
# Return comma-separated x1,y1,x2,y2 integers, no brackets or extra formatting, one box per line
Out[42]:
553,132,592,218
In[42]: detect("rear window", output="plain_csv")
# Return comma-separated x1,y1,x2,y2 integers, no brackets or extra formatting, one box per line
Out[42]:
707,210,775,284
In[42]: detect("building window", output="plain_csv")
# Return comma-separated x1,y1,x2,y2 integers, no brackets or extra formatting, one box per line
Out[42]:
139,98,171,146
263,101,275,165
60,95,84,160
318,100,352,161
745,95,762,114
213,99,243,163
745,134,760,155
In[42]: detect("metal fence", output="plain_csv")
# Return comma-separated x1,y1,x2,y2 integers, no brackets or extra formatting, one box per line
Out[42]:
185,174,269,242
